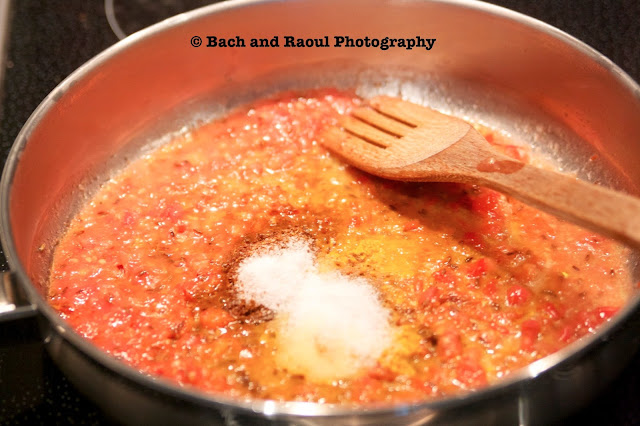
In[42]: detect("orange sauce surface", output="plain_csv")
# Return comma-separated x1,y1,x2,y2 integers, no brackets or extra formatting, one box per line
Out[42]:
48,90,631,404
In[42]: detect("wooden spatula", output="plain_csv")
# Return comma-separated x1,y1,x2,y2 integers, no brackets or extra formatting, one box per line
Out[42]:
321,95,640,248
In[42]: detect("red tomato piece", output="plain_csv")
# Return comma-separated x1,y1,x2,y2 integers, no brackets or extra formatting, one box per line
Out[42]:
433,269,456,286
456,357,488,388
521,319,541,351
484,133,495,144
470,189,502,218
595,306,618,321
483,279,498,297
403,220,421,232
577,306,619,333
418,285,439,306
507,284,531,306
559,324,575,343
467,258,492,279
438,330,463,360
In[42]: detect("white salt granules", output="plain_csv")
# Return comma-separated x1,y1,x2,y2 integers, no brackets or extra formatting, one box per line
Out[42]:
236,238,314,311
236,238,392,382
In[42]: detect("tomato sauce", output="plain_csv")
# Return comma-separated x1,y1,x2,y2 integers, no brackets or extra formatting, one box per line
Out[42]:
48,90,632,404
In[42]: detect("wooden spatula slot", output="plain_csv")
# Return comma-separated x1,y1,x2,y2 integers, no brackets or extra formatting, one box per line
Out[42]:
321,96,640,248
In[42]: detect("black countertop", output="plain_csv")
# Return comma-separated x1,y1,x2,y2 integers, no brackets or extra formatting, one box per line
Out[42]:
0,1,638,424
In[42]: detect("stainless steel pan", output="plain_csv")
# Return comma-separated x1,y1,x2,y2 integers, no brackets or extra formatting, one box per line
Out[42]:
2,1,640,424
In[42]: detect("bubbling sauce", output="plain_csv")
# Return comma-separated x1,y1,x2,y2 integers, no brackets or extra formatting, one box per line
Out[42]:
48,90,632,404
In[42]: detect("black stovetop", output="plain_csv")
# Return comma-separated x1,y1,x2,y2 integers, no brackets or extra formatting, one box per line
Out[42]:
0,1,639,424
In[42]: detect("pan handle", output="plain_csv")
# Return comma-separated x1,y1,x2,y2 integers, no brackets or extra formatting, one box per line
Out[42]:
0,271,38,321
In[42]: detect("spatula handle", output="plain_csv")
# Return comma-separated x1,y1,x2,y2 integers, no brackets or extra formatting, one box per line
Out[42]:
479,163,640,248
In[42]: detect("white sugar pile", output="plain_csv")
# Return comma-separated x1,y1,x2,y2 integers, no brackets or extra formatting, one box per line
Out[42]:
236,238,392,382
